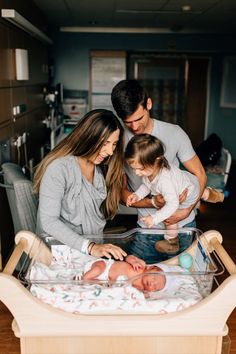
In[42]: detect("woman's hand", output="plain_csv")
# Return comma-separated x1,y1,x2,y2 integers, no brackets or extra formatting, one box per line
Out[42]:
90,243,127,260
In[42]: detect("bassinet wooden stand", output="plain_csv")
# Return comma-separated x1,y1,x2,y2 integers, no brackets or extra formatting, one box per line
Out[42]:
1,230,236,354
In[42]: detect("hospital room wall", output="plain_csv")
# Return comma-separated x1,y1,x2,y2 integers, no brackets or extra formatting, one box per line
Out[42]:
52,31,236,160
0,0,50,166
207,57,236,161
0,0,50,265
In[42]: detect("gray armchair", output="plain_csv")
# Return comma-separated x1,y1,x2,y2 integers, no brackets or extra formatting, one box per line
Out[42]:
0,163,38,234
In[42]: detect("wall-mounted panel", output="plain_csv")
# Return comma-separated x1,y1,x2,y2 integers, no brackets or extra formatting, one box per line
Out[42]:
15,48,29,81
0,88,12,126
8,26,27,87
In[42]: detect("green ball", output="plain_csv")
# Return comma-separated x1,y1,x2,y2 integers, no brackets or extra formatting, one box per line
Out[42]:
178,253,193,269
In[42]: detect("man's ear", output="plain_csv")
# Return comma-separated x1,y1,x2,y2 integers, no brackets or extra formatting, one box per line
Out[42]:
147,98,152,111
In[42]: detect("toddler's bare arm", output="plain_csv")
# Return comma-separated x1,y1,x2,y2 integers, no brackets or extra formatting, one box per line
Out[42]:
126,193,139,207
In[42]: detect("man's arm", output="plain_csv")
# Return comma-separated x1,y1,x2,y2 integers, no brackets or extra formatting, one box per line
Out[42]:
164,154,206,225
183,154,207,199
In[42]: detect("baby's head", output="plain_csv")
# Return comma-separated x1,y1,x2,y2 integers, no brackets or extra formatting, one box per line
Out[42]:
132,265,166,292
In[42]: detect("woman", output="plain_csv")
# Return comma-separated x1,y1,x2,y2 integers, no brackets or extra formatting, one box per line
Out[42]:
34,109,127,260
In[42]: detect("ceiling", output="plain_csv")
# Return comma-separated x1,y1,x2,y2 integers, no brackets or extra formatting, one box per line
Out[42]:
32,0,236,33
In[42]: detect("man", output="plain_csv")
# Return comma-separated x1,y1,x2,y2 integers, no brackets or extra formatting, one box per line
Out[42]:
111,79,207,231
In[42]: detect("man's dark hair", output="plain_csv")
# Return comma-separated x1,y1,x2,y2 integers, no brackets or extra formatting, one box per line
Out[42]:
111,79,149,120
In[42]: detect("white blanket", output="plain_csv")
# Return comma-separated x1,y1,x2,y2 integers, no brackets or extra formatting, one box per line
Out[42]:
28,245,203,314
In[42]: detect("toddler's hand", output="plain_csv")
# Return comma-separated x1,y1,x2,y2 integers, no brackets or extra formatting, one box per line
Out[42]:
140,215,154,228
126,193,139,207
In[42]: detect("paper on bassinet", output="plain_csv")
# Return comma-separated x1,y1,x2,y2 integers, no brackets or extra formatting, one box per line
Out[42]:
28,244,203,314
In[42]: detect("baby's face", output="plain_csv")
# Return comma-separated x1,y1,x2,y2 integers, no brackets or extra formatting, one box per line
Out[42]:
141,273,163,292
132,266,165,292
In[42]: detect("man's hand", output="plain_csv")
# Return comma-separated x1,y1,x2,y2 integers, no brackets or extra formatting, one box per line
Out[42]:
164,207,192,226
153,194,165,208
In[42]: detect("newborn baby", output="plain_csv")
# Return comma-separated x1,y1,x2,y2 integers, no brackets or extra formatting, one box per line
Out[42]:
82,255,166,292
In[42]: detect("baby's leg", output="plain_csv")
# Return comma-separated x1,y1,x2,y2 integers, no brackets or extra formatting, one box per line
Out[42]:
155,223,180,254
165,223,178,240
83,260,106,280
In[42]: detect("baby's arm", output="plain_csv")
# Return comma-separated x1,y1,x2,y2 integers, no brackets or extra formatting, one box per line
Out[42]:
82,260,106,280
125,255,146,270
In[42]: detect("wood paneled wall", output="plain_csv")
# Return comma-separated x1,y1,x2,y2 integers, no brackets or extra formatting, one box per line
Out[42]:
0,0,51,265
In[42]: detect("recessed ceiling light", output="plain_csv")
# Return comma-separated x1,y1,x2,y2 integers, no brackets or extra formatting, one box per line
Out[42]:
182,5,192,12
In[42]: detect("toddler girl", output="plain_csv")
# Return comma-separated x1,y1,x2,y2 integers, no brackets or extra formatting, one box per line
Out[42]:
124,134,224,254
